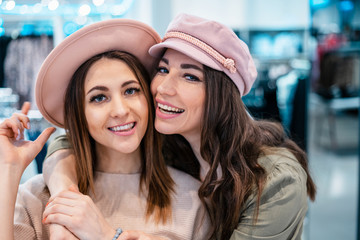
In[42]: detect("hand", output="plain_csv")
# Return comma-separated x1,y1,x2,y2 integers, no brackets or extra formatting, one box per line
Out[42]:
0,102,55,175
49,224,79,240
118,231,168,240
43,188,115,240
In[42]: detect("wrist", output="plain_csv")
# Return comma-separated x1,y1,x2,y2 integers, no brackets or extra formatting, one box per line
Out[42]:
0,163,23,183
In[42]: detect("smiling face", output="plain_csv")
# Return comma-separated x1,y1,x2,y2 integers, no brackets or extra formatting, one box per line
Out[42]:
84,58,148,156
151,49,205,140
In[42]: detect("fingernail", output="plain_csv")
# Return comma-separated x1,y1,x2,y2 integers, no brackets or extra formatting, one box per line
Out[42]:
16,129,20,141
42,217,47,224
45,202,49,207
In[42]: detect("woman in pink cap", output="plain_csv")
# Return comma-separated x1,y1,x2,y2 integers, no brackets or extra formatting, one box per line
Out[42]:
0,19,209,240
44,14,316,239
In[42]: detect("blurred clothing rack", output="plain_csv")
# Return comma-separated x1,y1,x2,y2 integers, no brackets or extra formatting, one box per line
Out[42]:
314,45,360,149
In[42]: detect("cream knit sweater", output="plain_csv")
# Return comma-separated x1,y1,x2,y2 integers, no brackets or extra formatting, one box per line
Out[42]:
13,167,210,240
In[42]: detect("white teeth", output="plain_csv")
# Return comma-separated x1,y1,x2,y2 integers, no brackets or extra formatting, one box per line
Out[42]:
110,123,135,132
158,103,184,113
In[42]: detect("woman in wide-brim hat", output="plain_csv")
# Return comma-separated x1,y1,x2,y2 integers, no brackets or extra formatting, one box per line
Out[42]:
0,18,210,240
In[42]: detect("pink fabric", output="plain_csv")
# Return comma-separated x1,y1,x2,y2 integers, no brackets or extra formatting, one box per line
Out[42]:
163,31,237,73
149,13,258,96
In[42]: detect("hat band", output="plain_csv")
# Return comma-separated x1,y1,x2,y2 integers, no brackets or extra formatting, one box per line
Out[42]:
163,31,237,73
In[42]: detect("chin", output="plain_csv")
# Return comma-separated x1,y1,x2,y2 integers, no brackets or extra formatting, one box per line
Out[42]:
155,124,177,135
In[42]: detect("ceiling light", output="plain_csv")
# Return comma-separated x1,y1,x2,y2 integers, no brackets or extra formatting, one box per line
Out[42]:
78,4,91,16
6,1,15,10
93,0,104,7
48,0,59,11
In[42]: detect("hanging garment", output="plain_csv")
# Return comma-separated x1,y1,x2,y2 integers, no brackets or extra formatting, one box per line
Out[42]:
0,36,12,87
4,35,53,107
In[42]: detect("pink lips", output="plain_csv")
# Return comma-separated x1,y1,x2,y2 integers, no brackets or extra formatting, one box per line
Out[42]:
155,99,184,120
109,122,136,136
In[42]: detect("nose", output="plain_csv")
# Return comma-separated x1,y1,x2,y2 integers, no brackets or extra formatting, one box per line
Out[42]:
152,72,176,96
109,95,129,118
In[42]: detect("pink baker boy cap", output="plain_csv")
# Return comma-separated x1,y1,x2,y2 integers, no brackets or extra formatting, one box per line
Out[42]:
35,19,161,128
149,13,257,96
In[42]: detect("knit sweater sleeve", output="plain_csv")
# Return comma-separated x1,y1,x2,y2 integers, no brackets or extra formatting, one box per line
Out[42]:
230,150,308,240
14,175,50,239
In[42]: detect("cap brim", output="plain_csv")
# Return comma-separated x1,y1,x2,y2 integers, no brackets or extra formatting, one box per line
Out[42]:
149,38,223,71
36,19,160,128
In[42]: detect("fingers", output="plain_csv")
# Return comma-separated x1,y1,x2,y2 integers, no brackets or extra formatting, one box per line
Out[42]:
0,127,16,138
47,191,81,207
44,190,92,220
43,203,76,222
43,212,75,229
21,101,31,115
0,118,22,140
43,192,82,220
33,127,56,152
68,185,79,193
0,113,31,140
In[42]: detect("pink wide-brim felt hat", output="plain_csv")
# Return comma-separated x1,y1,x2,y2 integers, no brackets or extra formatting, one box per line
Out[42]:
36,19,161,128
149,13,257,97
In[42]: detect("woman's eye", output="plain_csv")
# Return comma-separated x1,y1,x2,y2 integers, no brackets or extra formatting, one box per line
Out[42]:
157,67,169,74
125,87,140,95
185,74,200,82
89,94,106,103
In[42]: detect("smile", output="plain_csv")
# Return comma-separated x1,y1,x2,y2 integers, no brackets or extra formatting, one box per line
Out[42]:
109,122,135,132
158,103,185,114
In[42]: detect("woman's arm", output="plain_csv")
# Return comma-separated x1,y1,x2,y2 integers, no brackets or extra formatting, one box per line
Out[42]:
43,190,168,240
43,135,78,195
43,147,78,195
0,102,55,240
42,136,79,239
0,162,23,240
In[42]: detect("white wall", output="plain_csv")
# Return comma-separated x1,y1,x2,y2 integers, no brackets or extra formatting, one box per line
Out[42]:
246,0,310,29
169,0,310,30
171,0,248,29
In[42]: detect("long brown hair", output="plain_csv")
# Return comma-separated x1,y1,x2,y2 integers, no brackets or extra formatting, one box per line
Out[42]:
163,66,316,239
64,50,174,223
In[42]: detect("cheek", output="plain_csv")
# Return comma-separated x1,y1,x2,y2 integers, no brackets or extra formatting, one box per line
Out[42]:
150,77,159,95
85,106,102,130
141,102,149,127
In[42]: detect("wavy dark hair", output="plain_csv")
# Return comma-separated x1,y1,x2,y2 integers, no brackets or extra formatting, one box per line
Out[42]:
64,50,174,223
163,65,316,239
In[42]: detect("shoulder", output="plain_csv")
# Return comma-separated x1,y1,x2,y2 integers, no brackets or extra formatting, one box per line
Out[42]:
259,148,307,189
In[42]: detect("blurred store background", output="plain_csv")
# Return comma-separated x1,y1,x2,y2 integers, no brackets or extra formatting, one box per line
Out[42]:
0,0,359,239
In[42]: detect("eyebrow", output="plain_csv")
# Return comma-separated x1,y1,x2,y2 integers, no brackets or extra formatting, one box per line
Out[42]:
86,80,139,95
180,63,202,71
160,58,169,65
161,57,202,71
87,86,108,95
